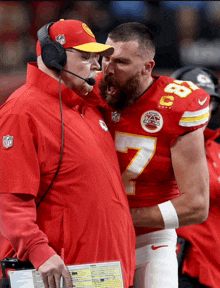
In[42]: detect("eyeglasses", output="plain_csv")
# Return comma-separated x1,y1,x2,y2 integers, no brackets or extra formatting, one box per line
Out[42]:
66,49,100,63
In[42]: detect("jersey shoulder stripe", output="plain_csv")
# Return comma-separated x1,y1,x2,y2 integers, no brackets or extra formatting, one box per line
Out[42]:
179,106,209,127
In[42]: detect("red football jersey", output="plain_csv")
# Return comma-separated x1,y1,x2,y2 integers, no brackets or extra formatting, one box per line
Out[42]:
101,74,210,235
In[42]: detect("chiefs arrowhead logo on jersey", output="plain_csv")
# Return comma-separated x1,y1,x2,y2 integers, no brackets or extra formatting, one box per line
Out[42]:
99,120,108,131
141,110,163,133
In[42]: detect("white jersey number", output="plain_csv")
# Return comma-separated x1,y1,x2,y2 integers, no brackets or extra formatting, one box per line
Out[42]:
115,132,157,195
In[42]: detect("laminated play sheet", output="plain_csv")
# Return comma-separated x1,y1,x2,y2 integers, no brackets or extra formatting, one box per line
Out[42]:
9,261,124,288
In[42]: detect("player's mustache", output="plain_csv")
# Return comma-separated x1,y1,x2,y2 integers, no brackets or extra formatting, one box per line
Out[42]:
103,75,120,87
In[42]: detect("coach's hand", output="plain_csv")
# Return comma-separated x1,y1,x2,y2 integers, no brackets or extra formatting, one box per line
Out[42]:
38,254,72,288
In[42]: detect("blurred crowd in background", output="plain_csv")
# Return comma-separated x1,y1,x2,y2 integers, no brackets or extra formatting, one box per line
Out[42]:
1,0,220,116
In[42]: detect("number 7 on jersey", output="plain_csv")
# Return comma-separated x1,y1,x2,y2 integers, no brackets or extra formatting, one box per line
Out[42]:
115,132,157,195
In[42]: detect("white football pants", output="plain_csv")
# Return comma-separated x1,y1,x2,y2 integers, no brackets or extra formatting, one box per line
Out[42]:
134,229,178,288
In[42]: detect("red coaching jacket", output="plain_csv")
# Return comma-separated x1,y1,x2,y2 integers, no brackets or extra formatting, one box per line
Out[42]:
0,63,136,288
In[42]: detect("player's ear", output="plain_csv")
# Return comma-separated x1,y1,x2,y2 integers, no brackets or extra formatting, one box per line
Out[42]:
142,60,155,75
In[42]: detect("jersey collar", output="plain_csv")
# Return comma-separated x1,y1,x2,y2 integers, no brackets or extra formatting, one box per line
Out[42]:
27,63,85,109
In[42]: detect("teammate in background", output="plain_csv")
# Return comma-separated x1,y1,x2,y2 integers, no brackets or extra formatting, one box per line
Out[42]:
171,66,220,288
0,20,136,288
92,22,210,288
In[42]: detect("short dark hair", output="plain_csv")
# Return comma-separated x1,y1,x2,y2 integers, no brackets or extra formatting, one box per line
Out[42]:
108,22,155,54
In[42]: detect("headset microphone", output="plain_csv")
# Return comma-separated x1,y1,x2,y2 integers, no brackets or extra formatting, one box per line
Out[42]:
51,60,96,86
83,77,96,86
35,22,96,209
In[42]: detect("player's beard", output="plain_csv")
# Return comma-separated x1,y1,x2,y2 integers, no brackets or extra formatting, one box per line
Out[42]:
99,73,142,111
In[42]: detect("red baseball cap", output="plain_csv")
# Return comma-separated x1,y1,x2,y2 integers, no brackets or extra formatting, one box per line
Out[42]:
37,19,114,57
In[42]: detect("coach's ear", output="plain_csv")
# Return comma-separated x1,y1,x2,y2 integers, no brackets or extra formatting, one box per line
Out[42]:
142,59,155,75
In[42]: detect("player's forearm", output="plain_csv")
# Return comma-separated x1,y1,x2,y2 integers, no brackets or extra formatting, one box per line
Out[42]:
169,191,209,226
131,205,165,228
131,190,209,228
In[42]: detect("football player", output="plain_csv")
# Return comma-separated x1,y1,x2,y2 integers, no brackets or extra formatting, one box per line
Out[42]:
94,22,210,288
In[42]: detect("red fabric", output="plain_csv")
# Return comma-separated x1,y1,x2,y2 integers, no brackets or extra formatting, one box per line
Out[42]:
0,194,56,268
36,19,113,56
0,63,136,288
177,127,220,288
36,19,96,56
100,74,210,235
0,233,14,280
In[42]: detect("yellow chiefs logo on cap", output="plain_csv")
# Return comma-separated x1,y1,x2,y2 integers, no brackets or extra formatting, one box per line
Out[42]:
82,23,95,38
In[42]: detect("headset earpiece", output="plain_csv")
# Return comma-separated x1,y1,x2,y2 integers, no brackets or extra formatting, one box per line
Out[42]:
37,22,96,86
37,22,67,71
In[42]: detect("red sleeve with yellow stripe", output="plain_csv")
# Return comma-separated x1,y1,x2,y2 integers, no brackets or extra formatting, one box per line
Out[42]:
177,78,210,129
164,78,211,144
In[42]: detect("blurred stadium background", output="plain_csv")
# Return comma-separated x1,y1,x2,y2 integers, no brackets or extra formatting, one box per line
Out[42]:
1,0,220,128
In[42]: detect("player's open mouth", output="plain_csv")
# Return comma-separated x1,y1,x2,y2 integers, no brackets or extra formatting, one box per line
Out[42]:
107,84,117,96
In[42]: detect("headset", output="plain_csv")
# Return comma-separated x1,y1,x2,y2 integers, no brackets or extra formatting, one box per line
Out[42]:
35,23,66,208
36,22,98,208
37,22,67,72
0,24,97,286
170,66,220,114
37,22,95,85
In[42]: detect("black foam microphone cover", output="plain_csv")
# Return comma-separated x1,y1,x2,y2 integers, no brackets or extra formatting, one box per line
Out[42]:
85,77,96,86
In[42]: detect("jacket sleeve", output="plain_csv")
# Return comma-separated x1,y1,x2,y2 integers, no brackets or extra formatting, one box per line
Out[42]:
0,193,56,269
